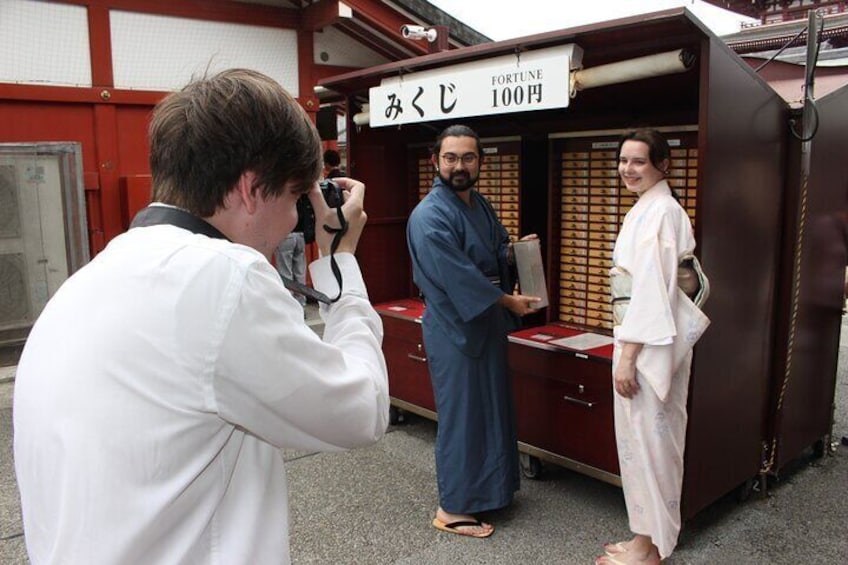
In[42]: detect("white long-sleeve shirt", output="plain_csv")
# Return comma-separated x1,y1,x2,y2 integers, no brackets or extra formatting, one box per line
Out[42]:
14,223,389,564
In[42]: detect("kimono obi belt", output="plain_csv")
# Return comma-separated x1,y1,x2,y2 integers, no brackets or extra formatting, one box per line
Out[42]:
609,254,710,327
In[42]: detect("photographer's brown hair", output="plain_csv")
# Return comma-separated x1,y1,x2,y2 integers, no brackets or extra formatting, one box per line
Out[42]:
149,69,322,217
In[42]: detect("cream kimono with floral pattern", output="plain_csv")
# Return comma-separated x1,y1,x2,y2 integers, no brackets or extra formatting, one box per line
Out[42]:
610,179,709,559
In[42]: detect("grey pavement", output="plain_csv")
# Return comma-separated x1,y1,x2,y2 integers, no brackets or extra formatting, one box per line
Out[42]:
1,310,846,564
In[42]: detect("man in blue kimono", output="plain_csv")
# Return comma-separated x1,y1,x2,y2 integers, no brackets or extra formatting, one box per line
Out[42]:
407,124,541,538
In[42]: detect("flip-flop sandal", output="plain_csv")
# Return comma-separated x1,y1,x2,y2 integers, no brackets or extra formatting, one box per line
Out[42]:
431,517,494,538
604,542,628,556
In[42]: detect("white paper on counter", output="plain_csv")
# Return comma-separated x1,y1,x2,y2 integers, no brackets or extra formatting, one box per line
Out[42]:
550,332,614,351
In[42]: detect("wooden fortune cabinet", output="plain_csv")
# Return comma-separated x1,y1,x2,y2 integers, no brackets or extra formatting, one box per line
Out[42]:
324,9,843,519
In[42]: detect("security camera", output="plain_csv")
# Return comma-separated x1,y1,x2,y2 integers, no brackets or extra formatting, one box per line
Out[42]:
400,24,438,42
400,25,425,39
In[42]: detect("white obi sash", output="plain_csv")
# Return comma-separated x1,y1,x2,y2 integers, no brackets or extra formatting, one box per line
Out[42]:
610,256,711,401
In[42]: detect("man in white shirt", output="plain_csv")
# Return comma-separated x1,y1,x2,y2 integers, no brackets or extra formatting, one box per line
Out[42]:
13,68,389,564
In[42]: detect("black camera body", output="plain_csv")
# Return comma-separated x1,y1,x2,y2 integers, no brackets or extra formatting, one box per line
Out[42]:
318,179,343,208
298,179,343,243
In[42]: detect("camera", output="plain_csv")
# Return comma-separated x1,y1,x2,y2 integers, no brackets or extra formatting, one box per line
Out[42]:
298,179,343,243
400,24,437,42
318,179,343,208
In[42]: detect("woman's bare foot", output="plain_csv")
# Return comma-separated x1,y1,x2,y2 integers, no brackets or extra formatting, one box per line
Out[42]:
595,539,661,564
597,534,661,564
433,507,493,538
603,540,632,556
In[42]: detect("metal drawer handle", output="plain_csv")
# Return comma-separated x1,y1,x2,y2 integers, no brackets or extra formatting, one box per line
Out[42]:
407,352,427,363
562,395,594,409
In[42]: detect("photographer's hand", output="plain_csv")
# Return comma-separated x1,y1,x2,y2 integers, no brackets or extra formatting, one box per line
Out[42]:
308,177,367,256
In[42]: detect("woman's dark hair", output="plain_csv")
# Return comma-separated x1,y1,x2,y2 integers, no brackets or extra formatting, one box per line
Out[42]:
617,129,671,175
149,68,322,217
432,124,483,159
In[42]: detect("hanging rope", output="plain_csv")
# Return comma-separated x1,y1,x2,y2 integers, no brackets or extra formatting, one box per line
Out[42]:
760,172,809,475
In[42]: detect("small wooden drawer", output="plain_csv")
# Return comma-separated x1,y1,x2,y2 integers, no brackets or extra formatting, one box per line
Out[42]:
509,343,618,474
379,314,436,412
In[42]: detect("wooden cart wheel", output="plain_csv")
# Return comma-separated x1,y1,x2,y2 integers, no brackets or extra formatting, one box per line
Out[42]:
812,437,827,459
389,406,406,425
736,477,756,503
519,453,543,479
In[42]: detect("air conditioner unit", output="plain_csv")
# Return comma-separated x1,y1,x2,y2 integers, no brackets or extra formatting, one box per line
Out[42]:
0,253,31,327
0,143,89,333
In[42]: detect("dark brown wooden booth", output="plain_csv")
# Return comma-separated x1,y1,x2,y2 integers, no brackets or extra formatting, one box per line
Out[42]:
768,83,848,474
319,8,841,519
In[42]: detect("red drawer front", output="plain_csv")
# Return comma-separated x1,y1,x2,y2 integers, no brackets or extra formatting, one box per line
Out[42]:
509,342,618,475
381,314,424,343
508,341,611,396
379,316,436,412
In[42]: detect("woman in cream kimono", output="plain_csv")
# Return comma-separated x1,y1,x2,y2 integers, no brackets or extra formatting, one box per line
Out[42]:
596,129,709,565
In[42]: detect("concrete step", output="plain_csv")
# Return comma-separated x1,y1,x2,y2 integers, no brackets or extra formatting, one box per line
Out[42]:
0,365,15,382
0,342,25,368
0,327,29,368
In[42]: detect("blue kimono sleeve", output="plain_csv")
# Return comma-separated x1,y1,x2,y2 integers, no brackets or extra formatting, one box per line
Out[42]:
407,213,504,324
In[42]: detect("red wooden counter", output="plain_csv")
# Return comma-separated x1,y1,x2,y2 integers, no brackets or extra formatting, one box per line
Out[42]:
375,299,620,485
373,299,435,421
508,324,619,484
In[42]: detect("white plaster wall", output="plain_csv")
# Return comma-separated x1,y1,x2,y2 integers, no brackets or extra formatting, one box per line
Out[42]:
0,0,92,87
314,26,389,68
110,11,300,94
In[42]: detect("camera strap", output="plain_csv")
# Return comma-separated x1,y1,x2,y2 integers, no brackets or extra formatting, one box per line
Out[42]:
131,204,228,241
280,206,347,304
130,204,346,305
321,205,349,304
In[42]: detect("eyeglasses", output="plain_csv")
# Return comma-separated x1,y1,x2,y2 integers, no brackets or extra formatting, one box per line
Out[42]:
440,153,478,166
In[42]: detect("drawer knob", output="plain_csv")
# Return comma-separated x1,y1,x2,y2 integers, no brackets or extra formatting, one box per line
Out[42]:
408,345,427,363
562,395,594,409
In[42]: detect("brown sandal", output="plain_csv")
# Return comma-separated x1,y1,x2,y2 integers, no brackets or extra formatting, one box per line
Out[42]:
431,517,493,538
